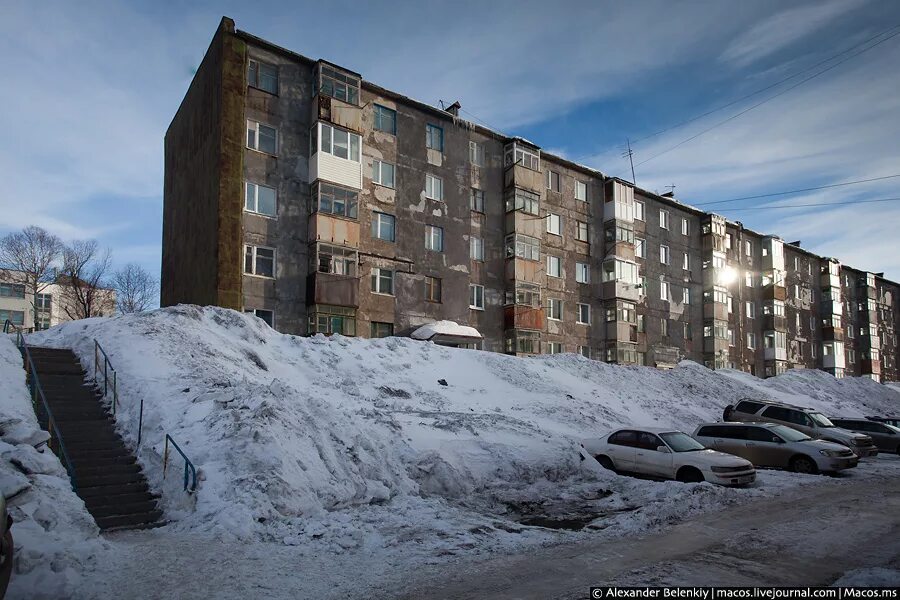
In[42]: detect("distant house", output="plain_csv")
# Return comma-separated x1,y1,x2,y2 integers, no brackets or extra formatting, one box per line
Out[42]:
0,269,116,331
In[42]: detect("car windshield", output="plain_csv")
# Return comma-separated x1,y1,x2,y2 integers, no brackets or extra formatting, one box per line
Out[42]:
659,431,705,452
769,425,811,442
809,412,835,428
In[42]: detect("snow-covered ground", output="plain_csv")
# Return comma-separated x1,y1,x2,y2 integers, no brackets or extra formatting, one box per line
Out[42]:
4,305,898,597
0,337,104,599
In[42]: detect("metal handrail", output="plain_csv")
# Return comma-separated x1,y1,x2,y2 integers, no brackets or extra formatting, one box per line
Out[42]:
18,335,78,491
163,434,197,493
92,339,144,448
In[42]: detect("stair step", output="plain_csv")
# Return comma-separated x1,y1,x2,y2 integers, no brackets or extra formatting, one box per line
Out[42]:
70,455,136,469
88,499,159,519
103,519,167,533
83,491,157,509
95,510,163,531
77,481,149,498
64,439,128,453
73,462,141,478
78,471,144,488
67,448,134,461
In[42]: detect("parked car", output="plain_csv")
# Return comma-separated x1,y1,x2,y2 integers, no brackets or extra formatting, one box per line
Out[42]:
831,418,900,455
723,399,878,458
692,422,858,474
866,416,900,429
581,427,756,486
0,494,12,597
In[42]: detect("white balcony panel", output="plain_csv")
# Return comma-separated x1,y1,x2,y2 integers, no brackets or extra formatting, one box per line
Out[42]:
310,152,362,190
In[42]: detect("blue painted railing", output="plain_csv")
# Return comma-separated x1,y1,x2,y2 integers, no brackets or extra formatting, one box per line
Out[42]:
163,434,197,493
92,339,144,448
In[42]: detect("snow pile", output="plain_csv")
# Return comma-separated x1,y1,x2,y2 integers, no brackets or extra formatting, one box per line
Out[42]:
0,336,103,599
25,306,900,553
410,320,482,340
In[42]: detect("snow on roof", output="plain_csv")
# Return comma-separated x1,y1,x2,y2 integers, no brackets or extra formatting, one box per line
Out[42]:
410,320,483,341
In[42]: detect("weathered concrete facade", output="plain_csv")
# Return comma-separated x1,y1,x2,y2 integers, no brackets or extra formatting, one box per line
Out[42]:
161,17,900,381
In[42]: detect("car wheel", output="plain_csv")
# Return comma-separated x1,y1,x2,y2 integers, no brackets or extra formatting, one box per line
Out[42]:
676,467,704,483
790,456,818,475
595,455,615,471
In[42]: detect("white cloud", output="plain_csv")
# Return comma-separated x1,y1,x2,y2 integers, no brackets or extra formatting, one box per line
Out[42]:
720,0,867,67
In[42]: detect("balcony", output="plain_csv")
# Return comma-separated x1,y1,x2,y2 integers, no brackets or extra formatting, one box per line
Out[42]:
703,302,728,321
504,164,543,193
861,359,881,375
822,326,844,342
505,211,544,238
312,93,363,133
308,213,360,247
822,299,842,316
762,284,787,302
505,258,543,284
601,280,640,301
764,347,788,361
820,272,840,289
307,272,358,308
762,315,787,331
503,305,545,331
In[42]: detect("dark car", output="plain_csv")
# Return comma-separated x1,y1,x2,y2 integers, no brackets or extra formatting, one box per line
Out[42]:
866,416,900,429
0,494,12,597
832,418,900,455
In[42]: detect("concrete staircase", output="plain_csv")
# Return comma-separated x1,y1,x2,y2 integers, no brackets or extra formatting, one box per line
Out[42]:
26,346,162,531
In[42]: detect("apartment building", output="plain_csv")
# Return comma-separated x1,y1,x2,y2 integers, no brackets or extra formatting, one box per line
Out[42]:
0,269,116,331
161,17,900,382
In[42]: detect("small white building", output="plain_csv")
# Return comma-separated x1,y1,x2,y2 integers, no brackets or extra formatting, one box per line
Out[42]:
0,269,116,330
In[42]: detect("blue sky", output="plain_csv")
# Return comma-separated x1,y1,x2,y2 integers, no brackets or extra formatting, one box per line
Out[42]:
2,0,900,296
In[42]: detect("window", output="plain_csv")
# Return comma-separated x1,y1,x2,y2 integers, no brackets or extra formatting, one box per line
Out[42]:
578,346,592,358
745,240,752,256
661,318,669,336
679,253,688,271
577,303,590,324
248,60,278,94
425,276,442,302
728,328,735,346
506,145,540,171
315,244,357,276
659,245,670,265
244,182,277,217
575,221,589,242
659,209,669,230
0,283,25,299
637,314,645,332
747,333,756,349
317,123,361,162
634,200,645,221
470,188,485,212
372,160,395,188
468,141,485,166
505,188,540,215
372,212,396,242
506,330,541,354
660,279,670,301
505,234,540,261
546,170,561,192
601,259,639,285
681,218,689,236
469,284,485,309
309,305,356,336
547,255,562,278
727,296,733,313
847,349,856,363
575,181,587,201
247,120,277,154
546,342,563,355
548,298,563,320
546,213,562,236
576,262,590,284
35,293,52,310
315,182,359,219
371,322,394,338
682,287,690,305
470,237,484,261
426,124,443,152
746,302,755,318
373,104,397,134
425,174,444,201
684,322,692,340
0,310,24,326
244,308,274,328
244,245,275,278
425,225,444,251
847,325,855,339
318,65,359,105
505,282,541,307
745,272,754,287
370,268,394,295
725,233,733,249
635,238,646,259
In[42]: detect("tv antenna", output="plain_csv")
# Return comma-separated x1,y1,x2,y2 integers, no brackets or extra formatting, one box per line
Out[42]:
621,138,636,184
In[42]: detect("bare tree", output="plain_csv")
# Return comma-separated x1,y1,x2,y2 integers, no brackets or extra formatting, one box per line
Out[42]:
58,240,115,320
113,263,157,314
0,225,63,315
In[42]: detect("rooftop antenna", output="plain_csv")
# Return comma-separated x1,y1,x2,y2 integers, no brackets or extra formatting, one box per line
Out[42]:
665,184,676,196
621,138,636,184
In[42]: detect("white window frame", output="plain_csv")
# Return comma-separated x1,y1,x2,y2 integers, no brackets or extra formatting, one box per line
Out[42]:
682,252,689,270
635,237,646,259
745,240,752,256
425,225,444,252
634,200,645,221
244,308,275,328
546,213,562,236
317,122,361,162
575,181,587,201
548,298,563,321
470,188,485,212
372,159,395,188
243,245,276,278
577,303,591,325
683,287,690,305
425,174,444,201
244,181,277,217
247,120,277,154
372,212,396,242
470,237,484,261
660,244,670,265
547,255,562,278
469,141,485,167
371,267,395,295
576,220,589,242
469,284,485,310
659,209,670,230
576,262,590,284
681,218,689,236
660,279,670,301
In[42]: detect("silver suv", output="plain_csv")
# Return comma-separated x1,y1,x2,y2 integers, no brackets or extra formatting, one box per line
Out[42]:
692,422,858,474
723,399,878,458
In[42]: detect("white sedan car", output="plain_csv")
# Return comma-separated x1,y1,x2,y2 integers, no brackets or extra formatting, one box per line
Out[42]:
581,427,756,486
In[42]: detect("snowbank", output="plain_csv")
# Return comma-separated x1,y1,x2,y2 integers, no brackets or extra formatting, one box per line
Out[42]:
0,336,103,599
410,320,482,341
25,306,900,554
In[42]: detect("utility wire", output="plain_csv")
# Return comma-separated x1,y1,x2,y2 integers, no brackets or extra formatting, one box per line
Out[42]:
634,27,900,167
695,174,900,207
721,196,900,212
631,24,900,145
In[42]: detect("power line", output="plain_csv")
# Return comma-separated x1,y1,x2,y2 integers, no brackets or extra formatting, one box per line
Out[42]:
695,174,900,207
634,27,900,167
720,196,900,212
631,24,900,145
